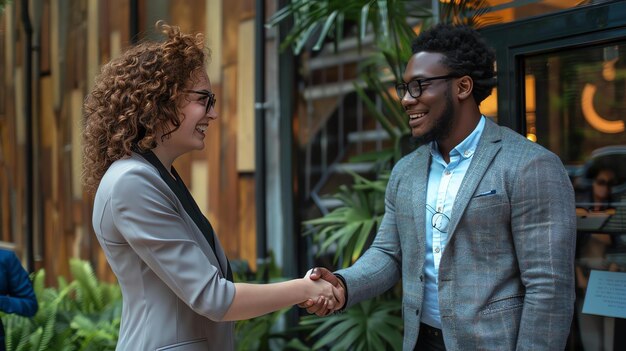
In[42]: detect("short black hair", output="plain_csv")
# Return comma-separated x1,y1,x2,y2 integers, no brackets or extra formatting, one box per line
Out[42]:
411,24,496,105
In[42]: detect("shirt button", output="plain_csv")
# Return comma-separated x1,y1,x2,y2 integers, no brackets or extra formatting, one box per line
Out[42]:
444,170,451,175
435,247,440,253
464,150,471,157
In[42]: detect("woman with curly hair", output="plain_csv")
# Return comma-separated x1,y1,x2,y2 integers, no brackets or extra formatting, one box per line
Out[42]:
83,22,339,351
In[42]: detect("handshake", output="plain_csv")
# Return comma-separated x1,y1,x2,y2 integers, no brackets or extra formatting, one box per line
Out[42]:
299,267,346,316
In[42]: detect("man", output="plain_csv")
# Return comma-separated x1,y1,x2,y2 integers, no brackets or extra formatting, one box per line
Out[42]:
302,24,576,351
0,248,38,351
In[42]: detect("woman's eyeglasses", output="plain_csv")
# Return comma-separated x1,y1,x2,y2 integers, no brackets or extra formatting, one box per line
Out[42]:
594,179,616,187
185,89,216,114
395,74,458,99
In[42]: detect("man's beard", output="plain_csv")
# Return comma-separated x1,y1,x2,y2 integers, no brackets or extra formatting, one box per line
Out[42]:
410,90,455,147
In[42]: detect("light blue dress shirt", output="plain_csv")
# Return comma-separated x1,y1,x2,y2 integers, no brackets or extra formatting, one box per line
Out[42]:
421,116,486,328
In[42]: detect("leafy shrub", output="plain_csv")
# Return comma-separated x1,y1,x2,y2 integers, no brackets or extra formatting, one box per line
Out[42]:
1,259,121,351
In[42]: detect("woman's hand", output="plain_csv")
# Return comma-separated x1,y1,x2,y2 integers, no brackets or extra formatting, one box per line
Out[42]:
299,270,341,314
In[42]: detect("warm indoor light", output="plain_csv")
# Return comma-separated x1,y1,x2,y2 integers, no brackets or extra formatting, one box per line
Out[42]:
581,83,625,134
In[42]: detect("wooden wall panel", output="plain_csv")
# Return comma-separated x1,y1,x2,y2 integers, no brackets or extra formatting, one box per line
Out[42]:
236,19,255,172
222,0,239,66
218,65,240,258
0,0,261,284
238,175,256,270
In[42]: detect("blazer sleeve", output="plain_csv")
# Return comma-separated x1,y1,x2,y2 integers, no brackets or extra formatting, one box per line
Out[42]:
336,164,403,307
0,251,38,317
510,151,576,351
107,167,235,321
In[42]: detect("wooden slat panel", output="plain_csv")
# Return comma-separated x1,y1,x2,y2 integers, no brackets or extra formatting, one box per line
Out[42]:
70,89,83,199
206,0,222,84
239,0,254,21
221,0,239,66
169,0,206,34
40,1,51,73
238,175,256,270
236,19,255,172
190,159,209,216
217,65,239,257
87,0,99,92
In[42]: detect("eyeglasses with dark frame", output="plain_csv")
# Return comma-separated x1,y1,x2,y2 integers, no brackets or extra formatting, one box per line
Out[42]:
184,89,216,114
426,204,450,233
395,74,459,100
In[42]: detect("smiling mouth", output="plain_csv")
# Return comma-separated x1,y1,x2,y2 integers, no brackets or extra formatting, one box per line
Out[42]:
195,125,208,134
409,112,426,120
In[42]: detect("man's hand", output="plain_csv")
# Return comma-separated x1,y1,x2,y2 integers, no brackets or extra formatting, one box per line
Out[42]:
298,267,346,316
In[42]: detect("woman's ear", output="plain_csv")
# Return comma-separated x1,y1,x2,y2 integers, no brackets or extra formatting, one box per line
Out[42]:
456,76,473,101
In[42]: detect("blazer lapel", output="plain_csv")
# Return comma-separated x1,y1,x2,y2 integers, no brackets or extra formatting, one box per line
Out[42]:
410,146,430,257
446,118,502,237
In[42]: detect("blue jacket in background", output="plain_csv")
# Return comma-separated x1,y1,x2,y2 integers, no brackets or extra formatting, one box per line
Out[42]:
0,249,38,350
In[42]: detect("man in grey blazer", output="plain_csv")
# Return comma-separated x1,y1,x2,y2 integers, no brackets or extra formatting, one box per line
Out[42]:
303,24,576,350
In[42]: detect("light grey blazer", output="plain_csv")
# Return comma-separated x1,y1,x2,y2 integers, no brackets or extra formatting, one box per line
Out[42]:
92,153,236,351
337,118,576,351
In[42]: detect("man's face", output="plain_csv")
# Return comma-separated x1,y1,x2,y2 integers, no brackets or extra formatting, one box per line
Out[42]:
400,52,456,144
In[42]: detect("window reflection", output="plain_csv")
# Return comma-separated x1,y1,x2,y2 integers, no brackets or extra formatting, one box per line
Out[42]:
523,41,626,351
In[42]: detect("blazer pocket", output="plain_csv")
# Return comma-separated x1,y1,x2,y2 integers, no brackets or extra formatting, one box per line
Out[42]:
481,295,524,315
467,193,507,211
156,338,208,351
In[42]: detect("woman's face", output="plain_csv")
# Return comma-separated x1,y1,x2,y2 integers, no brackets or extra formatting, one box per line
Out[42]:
592,169,616,202
162,69,217,157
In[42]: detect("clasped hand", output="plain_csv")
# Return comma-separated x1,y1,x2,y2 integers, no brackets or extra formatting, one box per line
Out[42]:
299,267,346,316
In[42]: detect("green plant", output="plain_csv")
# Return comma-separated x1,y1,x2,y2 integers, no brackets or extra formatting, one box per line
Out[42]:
233,253,297,351
286,298,402,351
304,171,388,268
1,259,121,351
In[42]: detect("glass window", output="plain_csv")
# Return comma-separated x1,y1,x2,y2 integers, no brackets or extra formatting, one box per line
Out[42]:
523,41,626,351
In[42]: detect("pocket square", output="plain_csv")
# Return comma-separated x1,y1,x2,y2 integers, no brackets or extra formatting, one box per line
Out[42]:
473,189,496,198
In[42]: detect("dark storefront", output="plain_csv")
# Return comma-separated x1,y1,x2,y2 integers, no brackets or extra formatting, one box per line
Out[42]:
482,2,626,349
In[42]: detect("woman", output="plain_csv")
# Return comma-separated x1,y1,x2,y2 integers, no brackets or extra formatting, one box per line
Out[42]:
83,22,337,351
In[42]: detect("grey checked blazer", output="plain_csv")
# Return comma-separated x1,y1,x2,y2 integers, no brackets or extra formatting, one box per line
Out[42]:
337,118,576,351
92,153,236,351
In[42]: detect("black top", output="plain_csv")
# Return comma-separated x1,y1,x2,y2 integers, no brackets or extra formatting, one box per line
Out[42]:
139,151,233,281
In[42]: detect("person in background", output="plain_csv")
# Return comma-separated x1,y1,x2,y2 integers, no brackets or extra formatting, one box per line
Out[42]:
82,22,339,351
302,24,576,351
575,166,620,351
0,248,38,351
589,166,617,211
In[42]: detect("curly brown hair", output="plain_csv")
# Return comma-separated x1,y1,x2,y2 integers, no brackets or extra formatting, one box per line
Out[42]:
82,21,208,194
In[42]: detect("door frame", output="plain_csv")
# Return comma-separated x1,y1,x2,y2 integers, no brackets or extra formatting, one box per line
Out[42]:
480,0,626,134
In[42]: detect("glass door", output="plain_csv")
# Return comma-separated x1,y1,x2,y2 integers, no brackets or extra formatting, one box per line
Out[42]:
482,2,626,350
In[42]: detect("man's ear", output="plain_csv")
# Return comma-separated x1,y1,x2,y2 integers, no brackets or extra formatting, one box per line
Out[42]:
456,76,473,101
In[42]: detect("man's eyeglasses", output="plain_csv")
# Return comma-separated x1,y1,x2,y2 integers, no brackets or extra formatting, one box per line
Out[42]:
185,89,216,114
426,204,450,233
395,74,458,99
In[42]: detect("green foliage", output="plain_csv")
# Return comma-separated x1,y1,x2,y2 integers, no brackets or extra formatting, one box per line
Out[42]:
1,259,121,351
291,298,403,351
233,253,297,351
305,171,388,268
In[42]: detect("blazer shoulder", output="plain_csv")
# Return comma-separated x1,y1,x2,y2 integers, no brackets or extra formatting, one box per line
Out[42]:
498,125,559,159
94,154,174,210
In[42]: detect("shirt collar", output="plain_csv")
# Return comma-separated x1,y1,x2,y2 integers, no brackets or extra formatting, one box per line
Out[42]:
429,115,486,160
